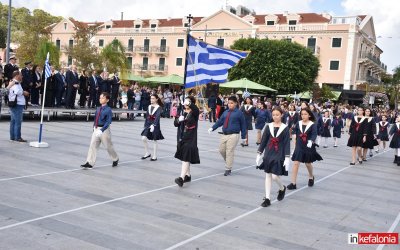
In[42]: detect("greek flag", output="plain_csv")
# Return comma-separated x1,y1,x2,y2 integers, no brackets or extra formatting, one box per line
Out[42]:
44,52,51,78
242,90,251,98
185,35,248,88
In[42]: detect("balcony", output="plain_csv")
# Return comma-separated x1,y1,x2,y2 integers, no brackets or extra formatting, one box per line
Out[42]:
276,24,327,31
357,75,381,85
149,64,168,73
151,46,169,55
135,46,151,55
125,46,135,55
102,27,183,34
133,64,150,71
358,52,387,72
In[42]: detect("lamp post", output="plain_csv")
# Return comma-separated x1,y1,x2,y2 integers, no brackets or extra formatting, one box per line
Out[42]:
6,0,12,62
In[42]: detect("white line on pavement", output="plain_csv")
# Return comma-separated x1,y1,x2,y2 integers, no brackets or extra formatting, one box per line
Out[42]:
376,211,400,250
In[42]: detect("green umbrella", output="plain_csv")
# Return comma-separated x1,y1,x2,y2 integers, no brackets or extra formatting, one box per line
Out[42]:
219,78,277,92
120,72,145,82
146,74,184,85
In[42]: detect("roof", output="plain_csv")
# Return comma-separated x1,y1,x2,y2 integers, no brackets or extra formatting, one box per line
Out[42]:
253,13,330,25
108,17,203,28
69,18,103,28
358,15,367,21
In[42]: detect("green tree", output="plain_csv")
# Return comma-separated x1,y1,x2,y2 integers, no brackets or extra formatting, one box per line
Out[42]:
229,38,320,94
35,40,60,68
100,39,127,73
319,84,336,101
66,20,102,71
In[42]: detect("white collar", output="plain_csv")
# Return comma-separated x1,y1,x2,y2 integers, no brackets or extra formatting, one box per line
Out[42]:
289,111,295,116
380,121,387,126
354,116,366,123
268,123,287,138
299,120,314,133
149,105,159,115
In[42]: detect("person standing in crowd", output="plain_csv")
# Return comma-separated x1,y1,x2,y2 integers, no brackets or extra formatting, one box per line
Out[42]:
81,92,119,169
141,94,164,161
126,84,135,119
216,93,224,119
362,108,379,161
163,88,173,118
54,68,66,107
321,110,332,148
44,66,56,107
21,61,33,109
79,70,89,108
3,56,19,105
255,102,271,145
174,99,200,187
376,114,389,152
343,107,353,133
110,73,121,108
287,104,299,141
208,94,217,123
208,96,247,176
389,116,400,166
88,71,99,108
347,107,367,165
332,113,344,147
7,71,30,142
31,65,42,106
287,108,323,190
240,97,255,146
65,65,79,109
256,107,289,207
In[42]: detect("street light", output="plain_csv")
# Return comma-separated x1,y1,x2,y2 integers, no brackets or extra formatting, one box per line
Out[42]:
6,0,12,62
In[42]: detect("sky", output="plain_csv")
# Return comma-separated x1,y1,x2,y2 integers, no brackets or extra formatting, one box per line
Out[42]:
1,0,399,73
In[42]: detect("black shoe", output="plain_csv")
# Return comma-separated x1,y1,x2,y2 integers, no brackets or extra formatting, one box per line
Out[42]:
150,158,157,161
362,158,367,162
277,186,286,201
261,197,271,207
16,138,27,143
369,153,373,157
323,146,328,148
141,154,151,160
394,156,398,164
256,142,260,145
308,176,315,187
287,183,297,190
350,162,355,165
334,145,338,147
358,158,363,164
175,177,184,187
224,170,231,176
80,162,93,169
183,175,191,183
112,159,119,167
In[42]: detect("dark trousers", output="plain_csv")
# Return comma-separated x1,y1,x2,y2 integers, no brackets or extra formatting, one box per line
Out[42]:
66,88,77,108
79,90,88,107
209,108,216,122
54,89,63,107
88,91,99,108
30,88,40,105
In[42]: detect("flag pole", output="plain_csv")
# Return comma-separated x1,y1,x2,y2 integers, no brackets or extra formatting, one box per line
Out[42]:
30,52,50,148
182,14,193,102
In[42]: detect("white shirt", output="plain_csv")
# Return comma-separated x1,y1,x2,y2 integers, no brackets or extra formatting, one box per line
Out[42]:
9,82,26,106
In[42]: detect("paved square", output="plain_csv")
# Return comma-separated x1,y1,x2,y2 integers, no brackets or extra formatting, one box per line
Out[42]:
0,118,399,249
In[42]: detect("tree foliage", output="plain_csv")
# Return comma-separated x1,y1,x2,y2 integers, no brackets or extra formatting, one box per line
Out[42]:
100,39,127,73
35,40,60,68
229,38,320,94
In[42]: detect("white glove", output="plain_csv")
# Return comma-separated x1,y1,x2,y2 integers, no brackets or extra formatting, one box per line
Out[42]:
150,125,155,133
178,115,185,122
307,140,312,148
208,128,213,134
283,157,291,171
256,154,263,166
94,129,103,138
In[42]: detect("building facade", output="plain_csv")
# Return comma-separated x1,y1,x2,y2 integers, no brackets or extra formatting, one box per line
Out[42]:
49,9,386,91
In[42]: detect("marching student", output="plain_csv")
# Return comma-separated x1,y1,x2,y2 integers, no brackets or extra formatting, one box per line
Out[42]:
287,108,323,190
208,96,247,176
320,110,332,148
343,107,354,133
310,104,322,146
389,115,400,166
347,107,367,165
376,114,389,152
81,92,119,169
256,107,289,207
141,94,164,161
287,104,299,141
362,108,379,161
240,97,255,146
332,113,344,147
174,99,200,187
255,102,271,145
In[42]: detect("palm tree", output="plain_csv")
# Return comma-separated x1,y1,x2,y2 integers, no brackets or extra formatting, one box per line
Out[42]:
100,39,127,74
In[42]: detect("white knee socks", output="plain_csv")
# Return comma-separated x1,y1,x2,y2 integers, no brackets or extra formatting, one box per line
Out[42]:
142,136,149,155
272,174,284,190
265,174,285,200
153,141,158,159
180,161,190,179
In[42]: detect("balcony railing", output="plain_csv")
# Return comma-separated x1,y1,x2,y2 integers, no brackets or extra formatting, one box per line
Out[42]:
125,46,135,54
135,46,151,54
276,24,327,31
357,75,381,85
151,46,169,55
103,27,184,34
133,64,150,71
359,52,386,71
149,64,168,72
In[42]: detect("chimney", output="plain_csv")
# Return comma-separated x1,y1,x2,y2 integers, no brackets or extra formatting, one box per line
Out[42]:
283,11,288,16
321,11,331,20
121,12,124,21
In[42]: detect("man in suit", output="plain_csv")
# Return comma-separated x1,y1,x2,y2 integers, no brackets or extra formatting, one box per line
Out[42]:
110,73,121,108
54,68,66,107
88,71,100,108
3,56,19,104
65,65,79,109
21,61,33,108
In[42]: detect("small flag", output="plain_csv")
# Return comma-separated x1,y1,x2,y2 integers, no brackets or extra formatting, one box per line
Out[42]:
185,35,248,88
242,90,251,98
44,53,51,78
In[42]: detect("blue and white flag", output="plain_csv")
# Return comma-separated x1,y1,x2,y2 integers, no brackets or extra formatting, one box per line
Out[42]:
185,35,248,88
44,52,51,78
242,90,251,99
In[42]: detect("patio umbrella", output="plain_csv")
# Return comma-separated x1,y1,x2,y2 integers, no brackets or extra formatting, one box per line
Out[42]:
120,72,145,82
146,74,183,85
219,78,277,92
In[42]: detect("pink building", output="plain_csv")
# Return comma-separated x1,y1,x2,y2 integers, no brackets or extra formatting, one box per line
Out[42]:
49,9,386,91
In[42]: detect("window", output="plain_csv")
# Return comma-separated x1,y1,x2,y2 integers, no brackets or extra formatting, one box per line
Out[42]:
135,24,141,29
160,39,166,52
184,23,189,27
177,38,184,47
69,39,73,48
128,39,134,51
105,25,111,29
68,56,72,66
217,38,224,47
56,39,60,50
332,38,342,48
288,20,297,25
127,57,133,69
159,58,165,70
64,23,67,30
329,60,340,70
266,20,275,25
99,39,104,47
144,39,150,52
150,24,157,28
176,58,183,66
142,57,148,70
307,38,316,53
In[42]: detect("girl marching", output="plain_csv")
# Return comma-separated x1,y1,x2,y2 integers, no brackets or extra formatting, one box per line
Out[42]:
389,116,400,166
362,108,379,161
287,104,299,141
320,110,332,148
347,107,367,165
141,94,164,161
332,113,344,147
287,108,323,190
255,102,271,145
376,114,389,152
240,97,256,146
256,107,290,207
174,99,200,187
